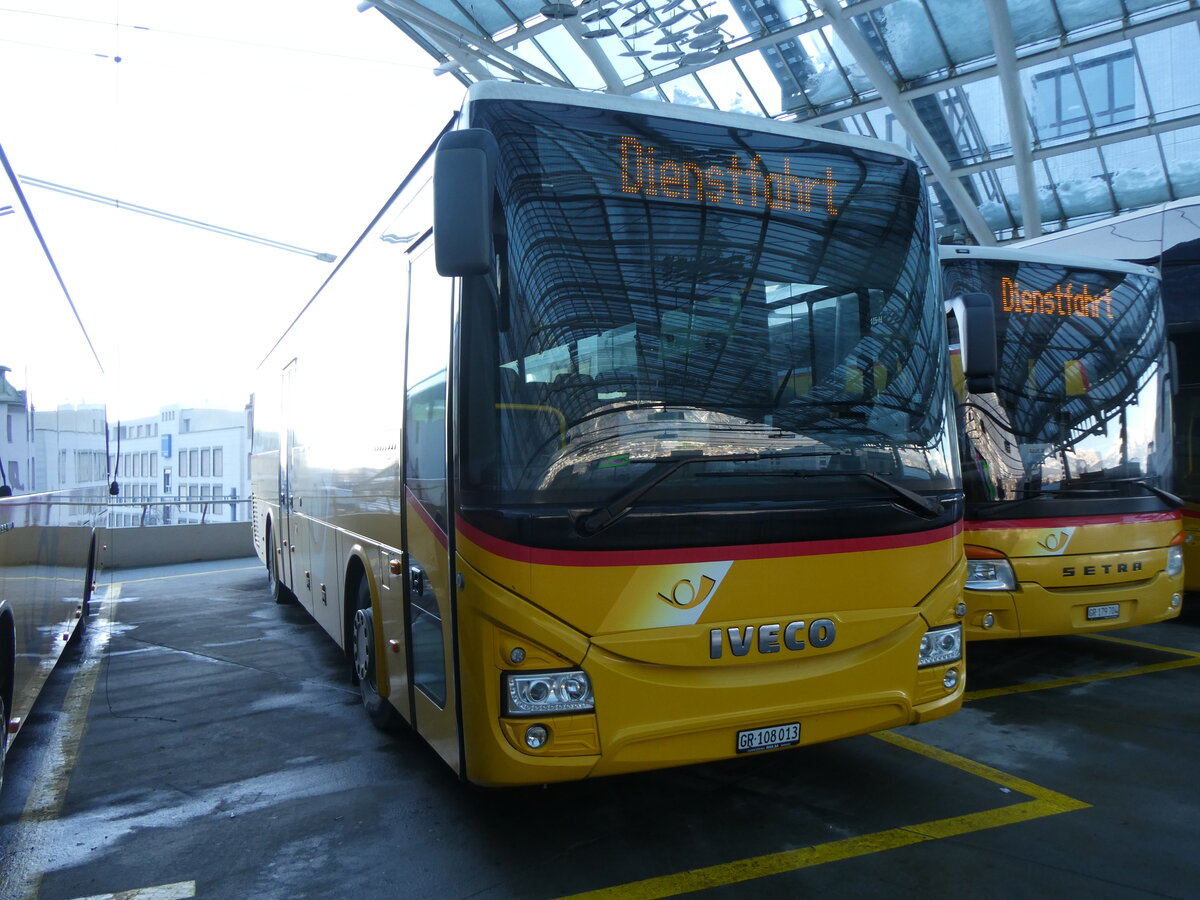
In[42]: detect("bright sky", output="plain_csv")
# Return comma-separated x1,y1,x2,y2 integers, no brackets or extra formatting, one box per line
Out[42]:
0,0,466,419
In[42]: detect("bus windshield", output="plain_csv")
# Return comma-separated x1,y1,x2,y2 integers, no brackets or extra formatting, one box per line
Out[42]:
943,255,1170,510
459,98,957,544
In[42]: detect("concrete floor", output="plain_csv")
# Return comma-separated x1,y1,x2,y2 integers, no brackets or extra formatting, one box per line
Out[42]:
2,558,1198,900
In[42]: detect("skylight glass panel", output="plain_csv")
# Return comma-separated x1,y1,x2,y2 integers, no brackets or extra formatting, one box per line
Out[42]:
655,71,716,106
1056,0,1125,32
925,0,994,68
1162,125,1200,201
417,0,517,35
862,1,948,82
509,34,568,80
973,167,1020,233
1008,0,1067,50
953,78,1012,162
1038,147,1118,225
1103,136,1173,211
530,26,603,88
693,59,770,115
795,25,865,108
1137,26,1200,123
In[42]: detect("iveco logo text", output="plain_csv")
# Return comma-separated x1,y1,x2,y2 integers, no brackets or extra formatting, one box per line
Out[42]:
710,619,836,659
1063,562,1143,577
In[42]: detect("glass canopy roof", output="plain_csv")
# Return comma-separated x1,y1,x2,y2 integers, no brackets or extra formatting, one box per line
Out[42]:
361,0,1200,245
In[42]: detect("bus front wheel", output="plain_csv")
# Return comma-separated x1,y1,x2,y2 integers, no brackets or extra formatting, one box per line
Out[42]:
352,580,401,732
0,692,8,795
266,526,292,605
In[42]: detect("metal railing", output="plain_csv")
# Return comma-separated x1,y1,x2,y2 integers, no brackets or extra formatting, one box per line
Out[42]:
107,498,250,527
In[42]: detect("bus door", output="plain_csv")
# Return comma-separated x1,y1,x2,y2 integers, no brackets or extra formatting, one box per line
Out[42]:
279,359,304,605
400,247,461,774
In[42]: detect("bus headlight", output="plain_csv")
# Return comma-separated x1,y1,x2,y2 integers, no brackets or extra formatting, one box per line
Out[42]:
918,624,963,668
504,670,594,716
965,557,1016,591
1167,545,1184,578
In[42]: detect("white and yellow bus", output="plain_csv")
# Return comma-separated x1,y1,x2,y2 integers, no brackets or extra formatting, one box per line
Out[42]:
0,151,108,793
942,245,1183,640
251,82,991,786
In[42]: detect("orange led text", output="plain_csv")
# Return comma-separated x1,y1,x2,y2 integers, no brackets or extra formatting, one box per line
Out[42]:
619,136,838,216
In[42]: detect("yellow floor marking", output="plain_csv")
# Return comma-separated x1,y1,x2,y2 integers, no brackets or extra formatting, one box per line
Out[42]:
1082,632,1200,659
109,564,259,587
67,881,197,900
2,585,120,900
554,730,1088,900
966,633,1200,701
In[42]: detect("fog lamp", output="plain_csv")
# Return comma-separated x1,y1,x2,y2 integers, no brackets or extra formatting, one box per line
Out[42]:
525,725,549,749
954,602,967,617
943,668,959,690
1172,593,1182,609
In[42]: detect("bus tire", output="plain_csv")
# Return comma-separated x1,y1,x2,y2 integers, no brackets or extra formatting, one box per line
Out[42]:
352,579,401,732
266,525,293,605
0,692,8,795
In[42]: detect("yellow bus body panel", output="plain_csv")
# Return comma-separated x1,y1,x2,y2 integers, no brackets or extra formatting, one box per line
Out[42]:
963,513,1183,640
1184,506,1200,593
451,523,966,786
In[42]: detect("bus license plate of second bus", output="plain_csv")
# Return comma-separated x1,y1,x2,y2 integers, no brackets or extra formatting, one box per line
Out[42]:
737,723,801,753
1087,603,1121,621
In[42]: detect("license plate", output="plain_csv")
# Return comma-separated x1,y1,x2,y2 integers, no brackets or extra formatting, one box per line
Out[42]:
736,722,800,754
1087,603,1121,621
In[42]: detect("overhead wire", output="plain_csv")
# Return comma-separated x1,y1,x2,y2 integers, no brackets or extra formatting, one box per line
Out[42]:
0,144,106,373
17,176,338,262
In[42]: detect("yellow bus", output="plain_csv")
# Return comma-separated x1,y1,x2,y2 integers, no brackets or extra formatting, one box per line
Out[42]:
941,245,1183,640
0,149,108,793
1014,199,1200,594
251,82,989,786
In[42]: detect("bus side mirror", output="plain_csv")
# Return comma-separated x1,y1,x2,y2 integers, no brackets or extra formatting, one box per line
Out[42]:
433,128,498,277
945,292,997,393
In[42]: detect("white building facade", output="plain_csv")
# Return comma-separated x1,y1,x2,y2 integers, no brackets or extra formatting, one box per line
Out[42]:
110,403,251,527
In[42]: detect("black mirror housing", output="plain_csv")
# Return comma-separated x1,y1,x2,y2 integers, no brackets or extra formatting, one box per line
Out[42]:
433,129,499,277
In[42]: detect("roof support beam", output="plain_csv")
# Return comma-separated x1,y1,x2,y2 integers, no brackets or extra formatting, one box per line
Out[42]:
809,0,997,245
368,0,573,87
983,0,1041,237
562,17,624,91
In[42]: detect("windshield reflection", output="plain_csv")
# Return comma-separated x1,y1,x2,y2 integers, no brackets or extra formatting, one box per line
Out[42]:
945,256,1170,507
459,98,959,545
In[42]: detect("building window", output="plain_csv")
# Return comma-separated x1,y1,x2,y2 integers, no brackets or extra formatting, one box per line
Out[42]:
164,468,172,493
1034,50,1135,139
189,449,199,476
6,414,12,442
201,448,211,477
213,448,223,478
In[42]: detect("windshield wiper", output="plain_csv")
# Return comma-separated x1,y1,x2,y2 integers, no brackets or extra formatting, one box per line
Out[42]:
1003,479,1185,509
570,451,944,537
1107,477,1186,509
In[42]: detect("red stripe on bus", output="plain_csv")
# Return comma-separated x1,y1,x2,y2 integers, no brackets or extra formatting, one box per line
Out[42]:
406,487,450,549
455,516,962,567
966,511,1180,531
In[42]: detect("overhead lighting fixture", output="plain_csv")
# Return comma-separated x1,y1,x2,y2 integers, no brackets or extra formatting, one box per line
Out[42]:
540,2,578,18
